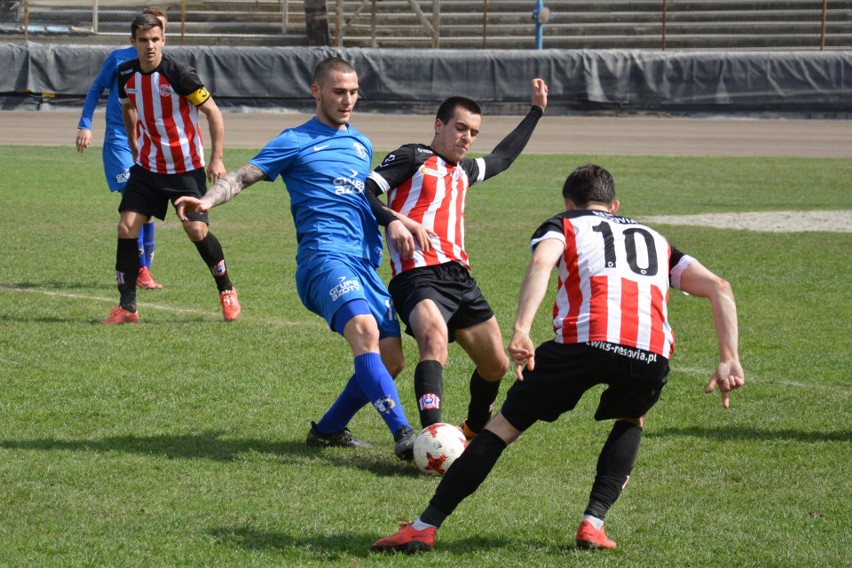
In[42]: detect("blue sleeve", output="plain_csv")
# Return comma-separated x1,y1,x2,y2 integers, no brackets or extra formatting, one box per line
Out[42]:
248,130,301,182
77,51,119,130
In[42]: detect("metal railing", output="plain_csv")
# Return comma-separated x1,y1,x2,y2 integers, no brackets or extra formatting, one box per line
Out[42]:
1,1,849,50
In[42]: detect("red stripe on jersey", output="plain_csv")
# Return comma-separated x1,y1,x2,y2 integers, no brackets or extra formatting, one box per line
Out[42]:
138,74,156,171
588,275,609,340
648,284,666,354
157,80,177,172
177,94,203,170
437,172,463,263
183,96,204,169
619,278,640,347
559,219,583,343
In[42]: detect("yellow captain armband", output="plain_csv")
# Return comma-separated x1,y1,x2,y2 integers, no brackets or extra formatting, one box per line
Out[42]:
186,87,211,106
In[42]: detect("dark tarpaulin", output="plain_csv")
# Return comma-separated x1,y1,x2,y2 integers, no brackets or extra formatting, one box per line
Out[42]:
1,43,850,115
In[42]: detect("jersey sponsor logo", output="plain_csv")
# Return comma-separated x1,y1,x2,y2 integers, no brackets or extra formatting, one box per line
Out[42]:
119,68,133,77
333,172,365,195
159,84,172,98
416,147,434,154
313,144,330,151
353,142,368,159
372,395,397,415
419,165,443,178
587,341,659,364
329,275,361,301
418,393,441,411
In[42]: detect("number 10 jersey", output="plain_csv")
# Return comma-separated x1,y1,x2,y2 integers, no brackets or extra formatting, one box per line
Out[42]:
530,209,695,358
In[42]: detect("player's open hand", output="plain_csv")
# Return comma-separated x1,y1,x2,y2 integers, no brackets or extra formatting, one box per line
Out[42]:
705,360,744,409
531,78,548,111
508,331,536,380
174,196,208,222
75,129,92,153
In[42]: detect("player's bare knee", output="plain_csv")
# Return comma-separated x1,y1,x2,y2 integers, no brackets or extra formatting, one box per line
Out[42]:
345,315,381,347
475,352,510,382
117,222,135,239
183,222,207,241
416,333,449,364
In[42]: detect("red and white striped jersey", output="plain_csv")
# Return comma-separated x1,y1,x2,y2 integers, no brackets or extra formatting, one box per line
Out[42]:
117,54,210,174
367,144,485,276
531,210,695,358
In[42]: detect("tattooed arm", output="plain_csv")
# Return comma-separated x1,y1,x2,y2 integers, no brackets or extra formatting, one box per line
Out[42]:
175,163,267,222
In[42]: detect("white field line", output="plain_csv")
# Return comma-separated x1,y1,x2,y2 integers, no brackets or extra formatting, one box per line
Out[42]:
642,210,852,233
0,284,207,315
0,284,309,327
669,365,850,394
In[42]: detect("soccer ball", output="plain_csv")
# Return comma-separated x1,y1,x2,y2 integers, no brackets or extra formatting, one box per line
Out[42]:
413,423,468,476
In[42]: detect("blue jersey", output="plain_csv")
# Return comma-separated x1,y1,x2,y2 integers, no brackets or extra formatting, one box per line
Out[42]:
77,46,137,144
250,117,383,267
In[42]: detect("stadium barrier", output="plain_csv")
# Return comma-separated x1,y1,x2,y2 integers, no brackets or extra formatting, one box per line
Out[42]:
1,44,850,117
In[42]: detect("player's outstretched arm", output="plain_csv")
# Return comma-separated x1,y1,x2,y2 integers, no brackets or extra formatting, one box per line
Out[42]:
175,163,267,221
509,237,562,380
481,78,548,179
679,261,744,409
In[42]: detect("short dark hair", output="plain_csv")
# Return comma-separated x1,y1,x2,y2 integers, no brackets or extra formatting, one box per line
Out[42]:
435,96,481,124
142,6,167,25
130,13,163,38
312,57,356,85
562,164,616,206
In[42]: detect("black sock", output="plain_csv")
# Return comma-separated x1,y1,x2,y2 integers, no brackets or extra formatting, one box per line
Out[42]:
414,360,444,429
193,232,232,292
421,429,508,528
584,420,643,520
116,237,139,312
466,369,501,433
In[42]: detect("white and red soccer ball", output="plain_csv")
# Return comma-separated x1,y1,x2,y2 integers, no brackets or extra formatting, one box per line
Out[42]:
413,423,468,476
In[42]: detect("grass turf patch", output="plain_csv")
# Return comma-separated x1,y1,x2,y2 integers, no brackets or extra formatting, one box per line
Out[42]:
0,146,849,566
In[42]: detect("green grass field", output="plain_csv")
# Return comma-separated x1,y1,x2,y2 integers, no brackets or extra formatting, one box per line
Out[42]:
0,146,850,567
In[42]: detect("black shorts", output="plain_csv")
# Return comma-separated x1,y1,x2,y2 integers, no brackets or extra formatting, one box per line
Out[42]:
387,261,494,342
119,165,209,223
500,341,670,430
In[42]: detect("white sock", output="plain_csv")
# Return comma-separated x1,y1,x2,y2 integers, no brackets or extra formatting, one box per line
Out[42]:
582,514,604,530
411,518,436,531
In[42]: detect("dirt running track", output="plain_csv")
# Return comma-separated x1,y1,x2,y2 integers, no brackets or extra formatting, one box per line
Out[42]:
0,110,849,158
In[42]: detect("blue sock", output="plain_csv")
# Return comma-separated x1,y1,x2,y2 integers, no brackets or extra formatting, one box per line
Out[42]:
136,233,147,269
142,221,156,268
316,374,369,434
353,352,409,436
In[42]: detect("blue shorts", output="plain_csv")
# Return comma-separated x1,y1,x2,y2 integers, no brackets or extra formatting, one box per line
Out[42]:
102,139,134,193
296,253,400,339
